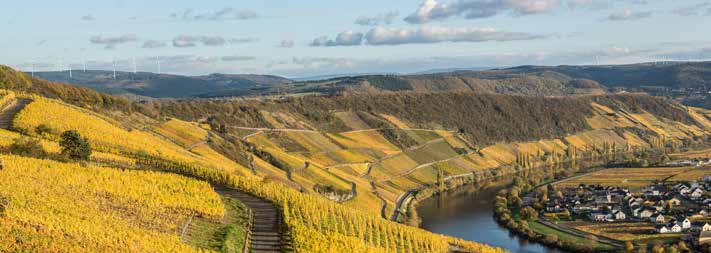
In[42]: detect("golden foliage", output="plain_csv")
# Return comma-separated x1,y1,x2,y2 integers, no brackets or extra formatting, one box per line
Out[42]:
0,155,223,252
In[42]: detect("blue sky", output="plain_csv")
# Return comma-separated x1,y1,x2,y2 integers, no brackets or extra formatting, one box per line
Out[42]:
1,0,710,77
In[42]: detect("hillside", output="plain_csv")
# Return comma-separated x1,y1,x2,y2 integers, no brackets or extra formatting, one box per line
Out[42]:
2,65,711,252
32,70,292,98
0,66,507,252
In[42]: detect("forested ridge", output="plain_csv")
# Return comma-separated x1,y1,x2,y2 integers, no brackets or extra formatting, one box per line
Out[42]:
144,92,696,146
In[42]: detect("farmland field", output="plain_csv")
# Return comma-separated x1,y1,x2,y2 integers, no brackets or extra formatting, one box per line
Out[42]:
555,167,693,188
566,222,682,242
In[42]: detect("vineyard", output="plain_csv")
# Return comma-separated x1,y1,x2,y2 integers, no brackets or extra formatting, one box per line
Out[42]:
0,155,223,252
1,64,711,253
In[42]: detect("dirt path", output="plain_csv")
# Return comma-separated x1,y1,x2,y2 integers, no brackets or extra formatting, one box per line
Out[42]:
212,185,287,253
0,98,31,129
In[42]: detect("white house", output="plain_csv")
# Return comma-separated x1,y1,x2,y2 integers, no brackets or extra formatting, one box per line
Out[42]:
656,225,670,234
680,218,692,230
669,223,682,233
650,214,665,223
638,208,654,219
691,188,705,199
589,213,607,222
612,210,626,220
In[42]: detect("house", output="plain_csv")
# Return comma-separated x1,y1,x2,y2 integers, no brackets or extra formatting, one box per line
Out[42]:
612,210,626,220
694,222,711,232
650,214,665,223
656,224,681,234
589,213,607,222
690,188,705,199
638,208,654,219
667,197,682,206
656,225,670,234
680,218,692,230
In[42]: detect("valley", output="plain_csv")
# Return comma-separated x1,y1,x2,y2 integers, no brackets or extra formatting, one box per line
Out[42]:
1,63,711,252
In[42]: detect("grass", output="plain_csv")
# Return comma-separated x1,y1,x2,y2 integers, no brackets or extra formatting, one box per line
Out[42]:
529,221,616,251
184,197,249,252
571,222,681,242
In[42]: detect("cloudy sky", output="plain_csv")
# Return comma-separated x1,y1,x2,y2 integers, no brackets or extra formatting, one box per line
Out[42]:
1,0,710,77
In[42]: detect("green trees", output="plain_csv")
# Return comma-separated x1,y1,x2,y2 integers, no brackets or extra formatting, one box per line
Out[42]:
59,130,91,160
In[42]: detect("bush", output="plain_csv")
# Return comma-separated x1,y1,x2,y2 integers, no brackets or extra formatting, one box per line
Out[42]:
34,124,56,137
59,130,91,160
7,137,46,158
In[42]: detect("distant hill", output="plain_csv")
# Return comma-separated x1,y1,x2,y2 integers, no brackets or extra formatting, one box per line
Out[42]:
32,62,711,103
32,70,292,98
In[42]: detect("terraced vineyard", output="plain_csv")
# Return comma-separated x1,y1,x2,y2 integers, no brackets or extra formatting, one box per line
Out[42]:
2,63,711,252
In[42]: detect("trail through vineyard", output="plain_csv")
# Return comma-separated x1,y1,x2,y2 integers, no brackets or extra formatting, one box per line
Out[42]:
212,185,287,253
0,98,30,129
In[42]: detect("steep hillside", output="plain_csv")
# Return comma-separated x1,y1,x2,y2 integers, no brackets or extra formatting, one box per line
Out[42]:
33,70,292,98
141,91,711,220
0,66,506,252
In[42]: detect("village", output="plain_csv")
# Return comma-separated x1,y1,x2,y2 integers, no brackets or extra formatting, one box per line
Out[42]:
525,164,711,248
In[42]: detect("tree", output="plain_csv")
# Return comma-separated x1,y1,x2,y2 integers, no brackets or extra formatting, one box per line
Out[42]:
625,241,635,252
520,207,538,221
59,130,91,160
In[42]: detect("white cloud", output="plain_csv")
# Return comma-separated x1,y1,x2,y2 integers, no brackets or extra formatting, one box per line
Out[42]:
355,12,398,26
310,31,364,47
365,26,547,45
277,40,295,48
606,9,652,21
170,7,258,21
90,34,139,49
141,40,167,49
404,0,561,23
221,56,256,62
172,35,258,47
81,14,95,21
671,2,711,16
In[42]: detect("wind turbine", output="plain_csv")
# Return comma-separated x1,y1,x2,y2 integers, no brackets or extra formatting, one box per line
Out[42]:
82,55,86,72
156,58,161,75
30,61,34,77
132,56,137,74
112,57,117,80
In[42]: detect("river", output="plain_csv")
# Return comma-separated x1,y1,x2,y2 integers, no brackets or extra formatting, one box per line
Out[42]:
417,182,565,253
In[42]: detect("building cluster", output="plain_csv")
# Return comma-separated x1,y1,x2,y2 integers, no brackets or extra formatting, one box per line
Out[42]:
528,178,711,245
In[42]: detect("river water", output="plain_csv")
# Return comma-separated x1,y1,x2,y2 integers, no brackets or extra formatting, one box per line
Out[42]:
417,182,565,253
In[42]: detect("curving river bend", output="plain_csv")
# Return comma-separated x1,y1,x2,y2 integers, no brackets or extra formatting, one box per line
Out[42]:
417,182,566,253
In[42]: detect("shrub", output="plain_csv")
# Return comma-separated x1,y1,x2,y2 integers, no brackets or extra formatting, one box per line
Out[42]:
7,137,46,158
34,124,56,137
59,130,92,160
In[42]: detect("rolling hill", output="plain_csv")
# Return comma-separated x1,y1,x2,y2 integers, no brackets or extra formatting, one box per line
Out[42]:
32,70,292,98
32,62,711,100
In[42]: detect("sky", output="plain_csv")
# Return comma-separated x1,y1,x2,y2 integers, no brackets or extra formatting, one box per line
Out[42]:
1,0,710,78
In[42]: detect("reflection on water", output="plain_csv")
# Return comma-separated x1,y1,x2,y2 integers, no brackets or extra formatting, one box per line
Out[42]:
417,182,565,253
